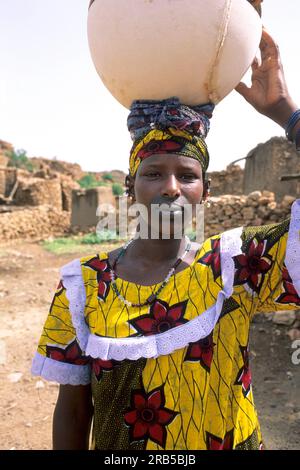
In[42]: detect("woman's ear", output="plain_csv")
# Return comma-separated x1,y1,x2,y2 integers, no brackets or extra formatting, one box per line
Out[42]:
125,174,136,201
202,178,211,202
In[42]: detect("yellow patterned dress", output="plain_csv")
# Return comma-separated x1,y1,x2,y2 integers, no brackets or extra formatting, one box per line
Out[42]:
32,201,300,450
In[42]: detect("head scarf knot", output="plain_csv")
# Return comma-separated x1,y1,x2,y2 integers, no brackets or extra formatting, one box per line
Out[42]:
127,97,215,176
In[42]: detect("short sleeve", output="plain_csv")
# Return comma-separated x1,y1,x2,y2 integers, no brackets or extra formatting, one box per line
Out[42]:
227,200,300,317
31,261,91,385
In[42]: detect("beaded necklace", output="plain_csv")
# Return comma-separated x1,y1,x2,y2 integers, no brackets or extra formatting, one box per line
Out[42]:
110,237,192,308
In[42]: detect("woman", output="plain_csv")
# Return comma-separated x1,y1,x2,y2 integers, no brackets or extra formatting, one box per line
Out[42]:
32,29,300,450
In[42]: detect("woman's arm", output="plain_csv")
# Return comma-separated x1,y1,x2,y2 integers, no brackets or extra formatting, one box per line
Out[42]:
236,28,300,139
234,31,300,316
53,384,94,450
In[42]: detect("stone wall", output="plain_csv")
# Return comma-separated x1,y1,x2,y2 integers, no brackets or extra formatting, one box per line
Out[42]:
207,164,244,196
61,179,81,212
71,186,116,231
0,140,13,160
0,168,18,198
30,157,84,181
0,169,7,197
204,191,295,238
0,155,9,168
0,141,15,198
8,173,79,211
14,177,63,209
244,137,300,201
206,137,300,201
0,205,70,242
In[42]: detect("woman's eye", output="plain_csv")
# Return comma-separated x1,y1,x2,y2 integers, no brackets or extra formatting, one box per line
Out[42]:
180,174,196,181
143,172,197,180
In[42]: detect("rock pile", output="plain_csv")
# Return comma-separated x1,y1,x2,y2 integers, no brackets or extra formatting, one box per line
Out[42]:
204,190,295,238
208,164,244,196
0,205,70,242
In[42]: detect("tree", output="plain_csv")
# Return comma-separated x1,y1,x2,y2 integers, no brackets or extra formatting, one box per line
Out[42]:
112,183,124,197
6,149,34,172
102,173,113,182
77,174,107,189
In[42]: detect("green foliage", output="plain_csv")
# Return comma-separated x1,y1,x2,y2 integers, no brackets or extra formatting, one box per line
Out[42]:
102,173,113,182
6,149,34,172
42,237,79,254
79,233,100,245
81,230,118,244
43,231,120,254
77,174,108,189
77,174,97,189
112,183,124,197
185,229,197,242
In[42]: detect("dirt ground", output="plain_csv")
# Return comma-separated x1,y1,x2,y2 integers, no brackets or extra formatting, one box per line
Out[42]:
0,241,299,450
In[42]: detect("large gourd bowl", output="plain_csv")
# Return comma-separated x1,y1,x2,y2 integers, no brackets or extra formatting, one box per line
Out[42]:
88,0,263,108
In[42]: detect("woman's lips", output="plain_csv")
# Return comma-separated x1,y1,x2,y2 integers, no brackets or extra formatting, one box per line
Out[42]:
153,204,184,215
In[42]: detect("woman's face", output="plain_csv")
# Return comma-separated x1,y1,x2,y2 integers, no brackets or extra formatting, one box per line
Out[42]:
132,153,206,237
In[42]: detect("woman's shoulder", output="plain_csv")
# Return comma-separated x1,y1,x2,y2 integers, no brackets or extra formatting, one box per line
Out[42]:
58,250,114,280
79,246,122,267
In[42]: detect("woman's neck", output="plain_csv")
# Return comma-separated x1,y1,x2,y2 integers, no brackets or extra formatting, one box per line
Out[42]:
127,237,188,265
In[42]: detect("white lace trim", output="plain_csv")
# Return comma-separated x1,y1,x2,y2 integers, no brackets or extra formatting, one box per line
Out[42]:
285,199,300,296
31,352,91,385
86,300,222,360
61,232,244,361
220,227,243,298
60,259,89,354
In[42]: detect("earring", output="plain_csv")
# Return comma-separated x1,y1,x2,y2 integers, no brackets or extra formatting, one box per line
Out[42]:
203,199,211,209
125,189,135,202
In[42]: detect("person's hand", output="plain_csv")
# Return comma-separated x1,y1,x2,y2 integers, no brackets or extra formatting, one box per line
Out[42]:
235,28,297,128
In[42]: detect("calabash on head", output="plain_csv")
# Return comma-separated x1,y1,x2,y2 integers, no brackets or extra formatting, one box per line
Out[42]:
87,0,262,108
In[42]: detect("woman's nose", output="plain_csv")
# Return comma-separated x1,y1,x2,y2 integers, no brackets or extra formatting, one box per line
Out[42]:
162,175,181,198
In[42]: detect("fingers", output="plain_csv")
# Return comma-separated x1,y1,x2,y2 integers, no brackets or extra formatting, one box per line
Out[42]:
261,27,277,45
252,57,259,70
235,82,251,99
260,28,280,61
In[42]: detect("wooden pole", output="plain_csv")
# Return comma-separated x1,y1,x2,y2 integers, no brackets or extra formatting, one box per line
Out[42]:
280,174,300,182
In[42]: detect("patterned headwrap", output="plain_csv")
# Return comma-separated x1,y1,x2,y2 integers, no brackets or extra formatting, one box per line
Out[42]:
127,97,215,177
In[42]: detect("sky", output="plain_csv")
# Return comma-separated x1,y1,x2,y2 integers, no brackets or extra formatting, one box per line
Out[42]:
0,0,299,173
